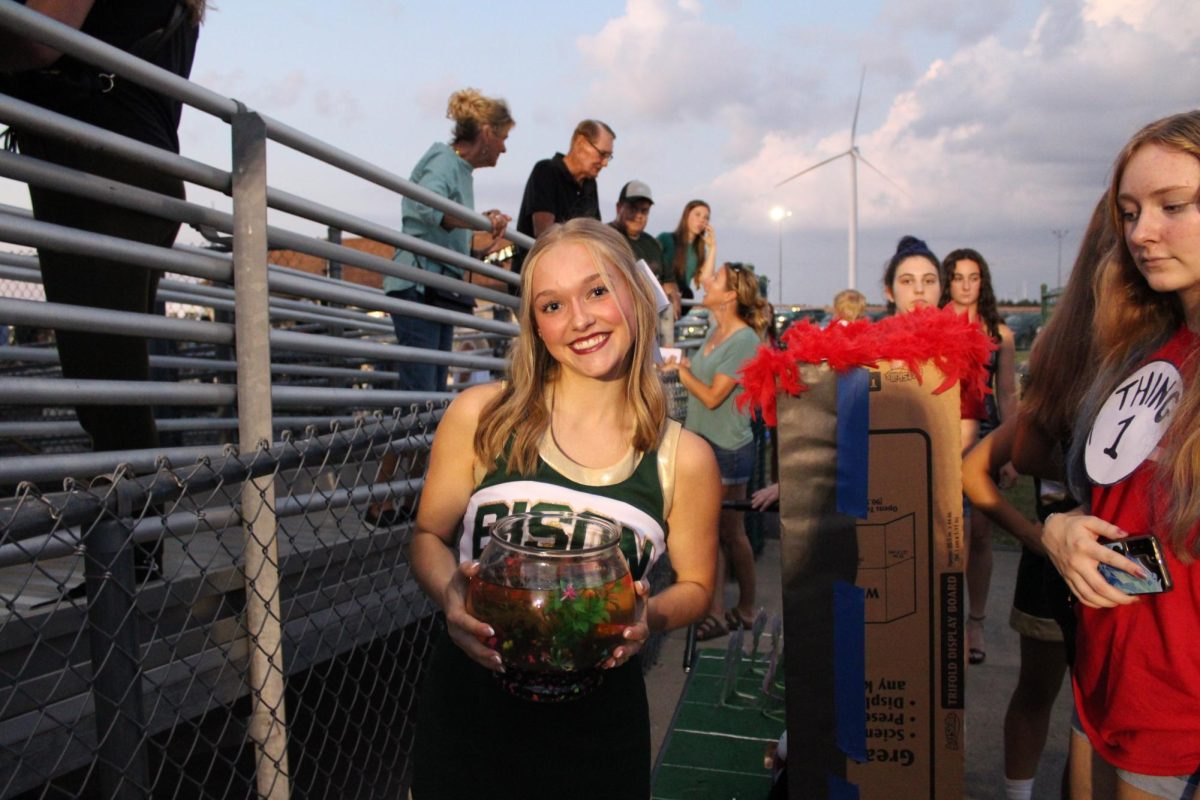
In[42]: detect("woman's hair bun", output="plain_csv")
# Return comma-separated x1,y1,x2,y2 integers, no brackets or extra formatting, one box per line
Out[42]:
896,235,931,257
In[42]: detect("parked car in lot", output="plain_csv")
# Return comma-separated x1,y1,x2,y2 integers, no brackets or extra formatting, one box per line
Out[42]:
674,308,710,342
1004,311,1042,350
773,307,827,337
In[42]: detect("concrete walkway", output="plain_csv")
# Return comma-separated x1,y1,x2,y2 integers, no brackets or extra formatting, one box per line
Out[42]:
646,537,1075,799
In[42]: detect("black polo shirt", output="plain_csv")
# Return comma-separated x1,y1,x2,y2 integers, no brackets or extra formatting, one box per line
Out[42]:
513,153,600,272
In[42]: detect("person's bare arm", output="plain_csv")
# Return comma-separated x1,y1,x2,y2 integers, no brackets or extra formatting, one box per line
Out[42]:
410,384,506,670
531,211,556,237
661,356,740,410
662,282,682,319
1011,412,1066,481
961,418,1043,553
959,418,980,456
995,324,1018,423
645,430,720,631
696,225,717,285
442,208,509,238
0,0,95,71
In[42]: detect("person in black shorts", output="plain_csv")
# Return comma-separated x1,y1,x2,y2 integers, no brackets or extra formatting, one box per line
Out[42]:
965,198,1113,800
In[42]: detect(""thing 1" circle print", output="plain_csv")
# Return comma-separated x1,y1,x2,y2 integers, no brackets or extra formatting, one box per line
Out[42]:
1085,360,1184,486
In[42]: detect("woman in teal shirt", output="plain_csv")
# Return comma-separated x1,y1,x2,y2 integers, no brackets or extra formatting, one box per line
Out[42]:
663,262,768,639
371,88,513,527
657,199,717,314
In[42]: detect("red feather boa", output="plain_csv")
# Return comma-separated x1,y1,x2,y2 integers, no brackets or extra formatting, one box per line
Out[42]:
737,306,996,426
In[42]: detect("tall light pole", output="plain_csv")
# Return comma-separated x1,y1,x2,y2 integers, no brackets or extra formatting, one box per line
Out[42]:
770,206,791,306
1051,229,1068,288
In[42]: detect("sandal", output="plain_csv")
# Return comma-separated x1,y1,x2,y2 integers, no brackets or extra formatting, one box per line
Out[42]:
695,614,729,641
725,609,754,630
967,614,986,665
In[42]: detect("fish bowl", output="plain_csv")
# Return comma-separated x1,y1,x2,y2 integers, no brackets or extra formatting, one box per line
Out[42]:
466,511,635,702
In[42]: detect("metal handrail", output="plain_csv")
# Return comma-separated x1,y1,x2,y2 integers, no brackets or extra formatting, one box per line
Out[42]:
0,298,509,368
0,377,454,409
0,415,378,439
0,2,534,252
0,150,519,307
0,94,524,291
0,219,519,334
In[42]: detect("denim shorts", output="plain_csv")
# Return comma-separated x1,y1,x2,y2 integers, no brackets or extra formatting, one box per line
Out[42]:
1116,768,1200,799
1071,710,1200,799
707,438,754,486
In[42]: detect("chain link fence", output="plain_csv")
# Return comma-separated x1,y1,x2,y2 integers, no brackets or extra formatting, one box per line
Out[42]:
2,409,445,799
2,378,692,799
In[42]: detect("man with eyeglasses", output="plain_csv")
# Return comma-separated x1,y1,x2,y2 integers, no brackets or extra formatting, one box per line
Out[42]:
513,119,615,272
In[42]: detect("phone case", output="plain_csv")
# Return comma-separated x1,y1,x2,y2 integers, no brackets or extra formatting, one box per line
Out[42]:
1099,534,1174,595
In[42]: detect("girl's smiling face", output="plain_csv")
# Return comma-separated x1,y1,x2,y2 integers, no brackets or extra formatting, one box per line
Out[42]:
530,242,636,381
887,256,941,314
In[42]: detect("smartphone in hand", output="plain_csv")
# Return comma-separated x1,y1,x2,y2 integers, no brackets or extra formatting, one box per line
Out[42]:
1098,534,1173,595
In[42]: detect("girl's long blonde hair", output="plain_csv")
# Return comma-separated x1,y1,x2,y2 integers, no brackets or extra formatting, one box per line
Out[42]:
473,218,667,475
1069,110,1200,560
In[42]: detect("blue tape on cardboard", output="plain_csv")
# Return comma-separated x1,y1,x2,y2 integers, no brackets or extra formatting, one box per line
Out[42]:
828,773,861,800
834,579,868,763
836,368,869,518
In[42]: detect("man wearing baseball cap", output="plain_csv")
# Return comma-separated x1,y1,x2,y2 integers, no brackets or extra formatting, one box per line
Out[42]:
609,180,676,342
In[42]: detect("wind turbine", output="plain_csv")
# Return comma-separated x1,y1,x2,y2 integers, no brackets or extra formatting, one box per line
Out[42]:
775,70,906,290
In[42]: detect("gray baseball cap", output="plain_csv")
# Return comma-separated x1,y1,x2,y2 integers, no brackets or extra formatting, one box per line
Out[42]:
619,180,654,204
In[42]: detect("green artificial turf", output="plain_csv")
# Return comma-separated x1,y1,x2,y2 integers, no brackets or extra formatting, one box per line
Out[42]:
651,650,784,799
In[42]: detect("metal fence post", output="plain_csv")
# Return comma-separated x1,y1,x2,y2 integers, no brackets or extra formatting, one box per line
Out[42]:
326,226,342,282
231,108,290,800
83,512,150,799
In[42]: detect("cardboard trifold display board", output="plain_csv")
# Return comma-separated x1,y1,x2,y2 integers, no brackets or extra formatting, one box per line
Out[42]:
739,308,993,800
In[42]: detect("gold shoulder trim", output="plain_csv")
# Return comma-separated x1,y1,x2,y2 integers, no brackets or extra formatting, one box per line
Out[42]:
537,428,640,486
657,418,682,520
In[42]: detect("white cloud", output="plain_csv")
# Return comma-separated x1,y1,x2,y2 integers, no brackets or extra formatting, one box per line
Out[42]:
1083,0,1154,28
197,69,308,111
711,0,1200,241
655,0,1200,303
313,88,363,127
881,0,1020,45
575,0,757,125
1094,0,1200,49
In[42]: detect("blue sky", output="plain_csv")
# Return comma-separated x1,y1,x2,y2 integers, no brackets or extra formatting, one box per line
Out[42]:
4,0,1199,306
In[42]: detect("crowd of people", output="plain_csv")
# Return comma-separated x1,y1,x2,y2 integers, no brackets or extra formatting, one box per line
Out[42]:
392,89,779,797
840,120,1200,799
5,6,1198,793
897,112,1200,800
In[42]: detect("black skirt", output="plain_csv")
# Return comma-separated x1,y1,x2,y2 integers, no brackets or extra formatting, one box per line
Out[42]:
411,627,651,800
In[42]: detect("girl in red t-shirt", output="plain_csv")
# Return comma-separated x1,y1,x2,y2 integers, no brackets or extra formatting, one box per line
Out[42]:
1043,111,1200,800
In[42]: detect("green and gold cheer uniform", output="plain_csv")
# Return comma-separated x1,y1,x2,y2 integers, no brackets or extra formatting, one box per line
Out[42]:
411,420,682,800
